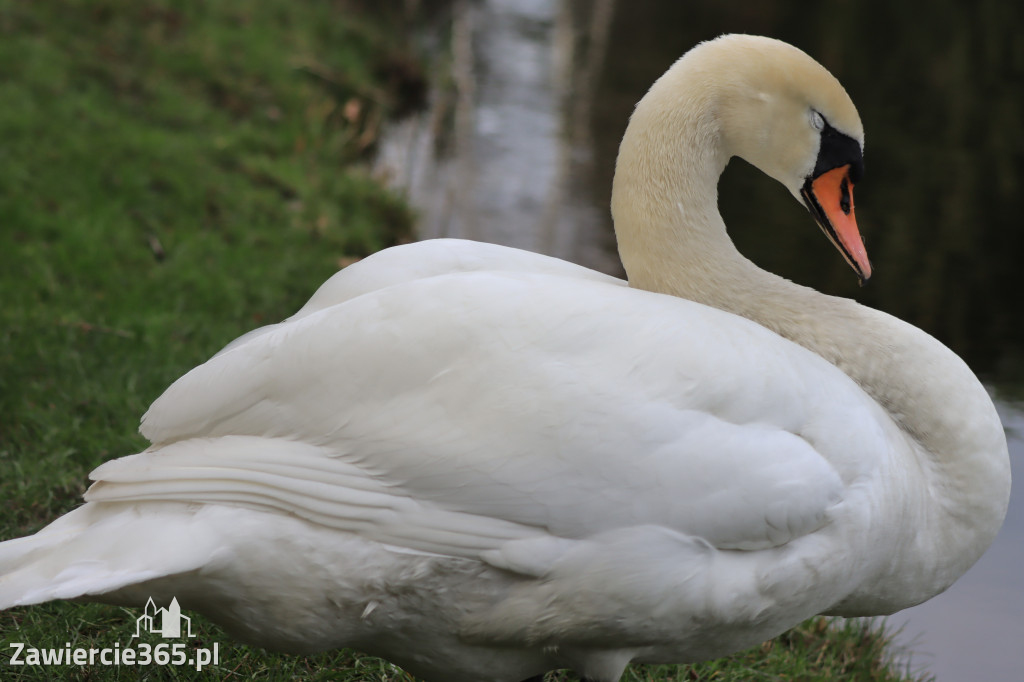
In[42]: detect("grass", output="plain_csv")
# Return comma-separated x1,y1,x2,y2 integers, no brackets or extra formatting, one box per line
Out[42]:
3,604,925,681
0,0,416,534
0,1,928,680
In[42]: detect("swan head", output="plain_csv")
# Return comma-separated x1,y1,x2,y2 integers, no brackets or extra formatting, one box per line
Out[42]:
718,36,870,284
616,34,872,284
706,35,870,281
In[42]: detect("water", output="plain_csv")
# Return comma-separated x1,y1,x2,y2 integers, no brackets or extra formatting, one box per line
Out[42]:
376,0,619,274
376,1,1024,679
885,401,1024,680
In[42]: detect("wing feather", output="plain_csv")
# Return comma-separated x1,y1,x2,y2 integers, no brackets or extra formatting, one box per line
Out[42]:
94,251,889,566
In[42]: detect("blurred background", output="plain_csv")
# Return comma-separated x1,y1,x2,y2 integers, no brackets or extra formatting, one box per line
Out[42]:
376,1,1024,680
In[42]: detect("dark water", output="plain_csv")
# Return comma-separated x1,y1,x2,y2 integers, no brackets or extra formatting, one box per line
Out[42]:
588,0,1024,388
377,1,1024,679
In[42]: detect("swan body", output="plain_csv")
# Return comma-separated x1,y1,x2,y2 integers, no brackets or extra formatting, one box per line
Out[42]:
0,35,1009,682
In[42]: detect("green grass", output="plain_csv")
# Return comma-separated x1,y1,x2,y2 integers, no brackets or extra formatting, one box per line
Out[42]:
0,2,928,680
0,0,415,534
3,604,925,681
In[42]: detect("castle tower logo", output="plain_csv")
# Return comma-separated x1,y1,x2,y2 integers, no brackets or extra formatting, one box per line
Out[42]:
133,597,195,639
8,595,219,671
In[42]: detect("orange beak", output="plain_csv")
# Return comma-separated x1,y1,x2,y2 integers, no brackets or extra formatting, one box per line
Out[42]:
801,164,872,284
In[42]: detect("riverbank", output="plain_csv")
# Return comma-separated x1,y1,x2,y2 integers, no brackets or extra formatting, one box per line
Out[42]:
0,2,926,679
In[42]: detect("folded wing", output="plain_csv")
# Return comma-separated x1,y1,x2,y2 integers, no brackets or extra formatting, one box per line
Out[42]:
86,253,885,572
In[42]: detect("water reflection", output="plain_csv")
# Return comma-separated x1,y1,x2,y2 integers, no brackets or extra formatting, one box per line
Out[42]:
376,0,620,273
377,1,1023,680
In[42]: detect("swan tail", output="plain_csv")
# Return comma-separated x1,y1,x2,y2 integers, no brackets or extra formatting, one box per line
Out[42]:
1,433,544,611
0,436,358,611
0,502,218,610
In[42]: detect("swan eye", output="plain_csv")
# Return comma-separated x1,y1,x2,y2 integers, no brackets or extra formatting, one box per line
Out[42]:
810,110,825,130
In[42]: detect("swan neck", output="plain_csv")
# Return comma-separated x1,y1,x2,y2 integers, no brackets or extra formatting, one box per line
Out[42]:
609,66,1010,594
610,83,738,298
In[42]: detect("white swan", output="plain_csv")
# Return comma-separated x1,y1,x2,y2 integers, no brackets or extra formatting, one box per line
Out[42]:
0,34,1010,682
